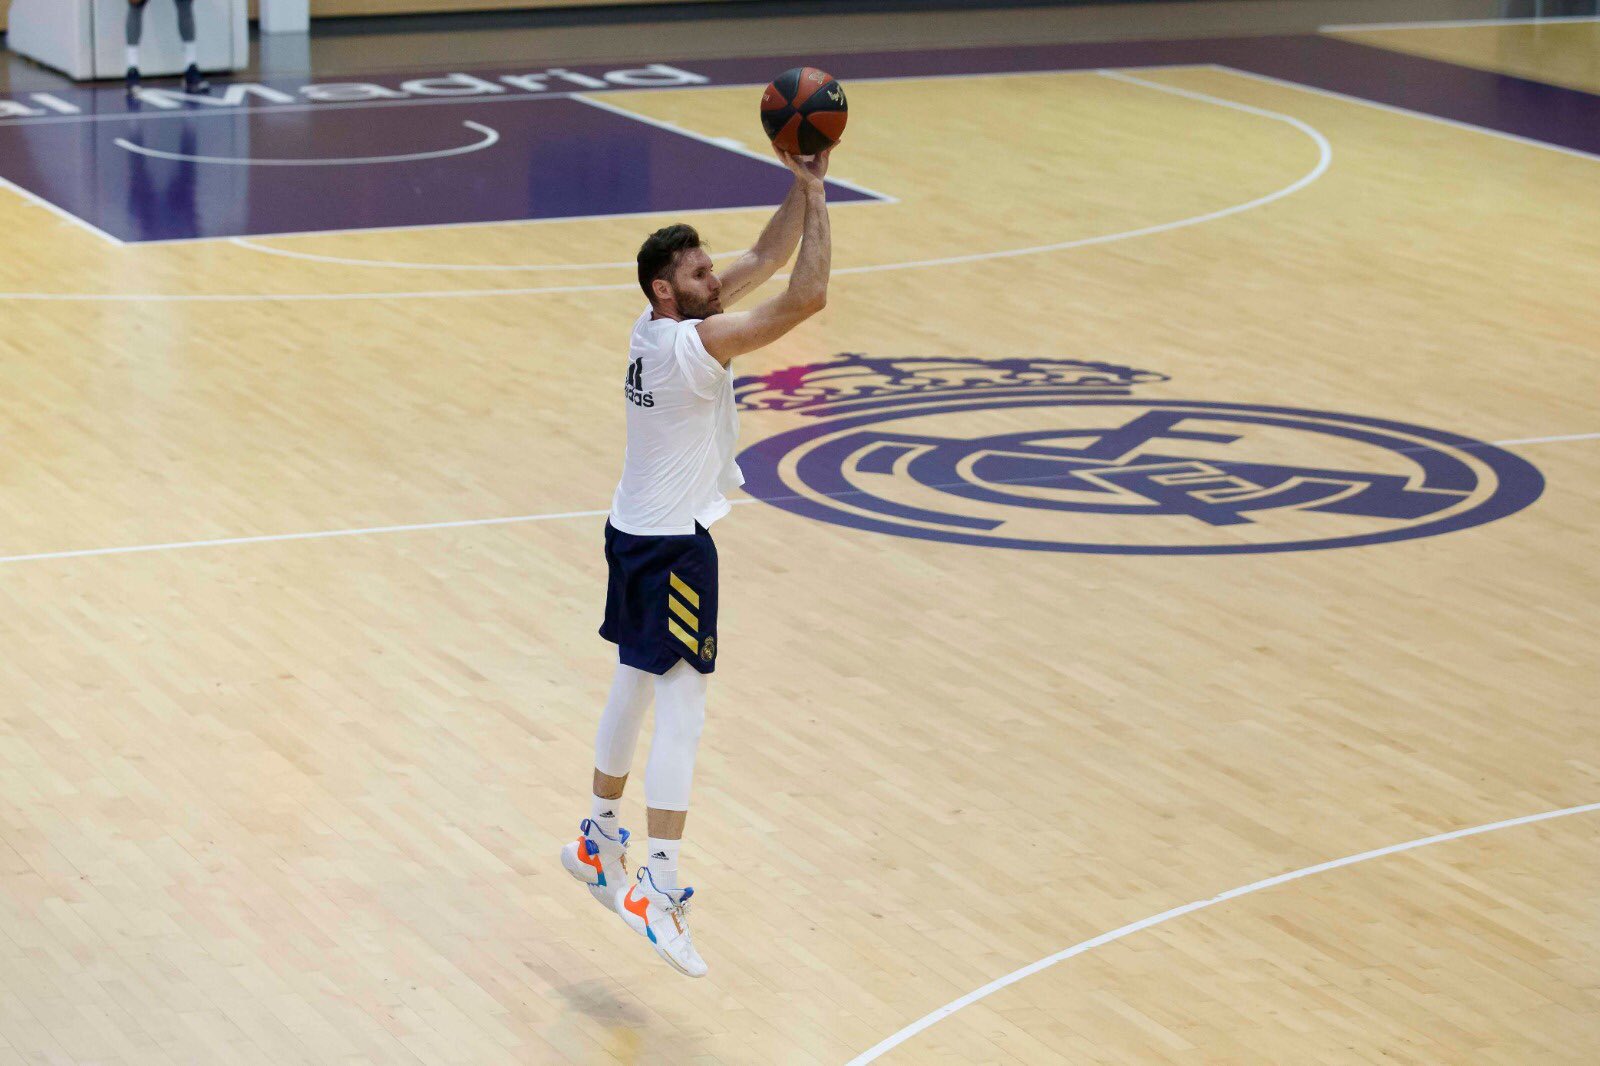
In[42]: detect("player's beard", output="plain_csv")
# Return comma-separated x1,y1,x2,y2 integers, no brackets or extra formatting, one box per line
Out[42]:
672,285,722,320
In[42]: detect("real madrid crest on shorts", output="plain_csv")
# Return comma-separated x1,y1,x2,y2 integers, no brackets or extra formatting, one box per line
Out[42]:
733,354,1544,555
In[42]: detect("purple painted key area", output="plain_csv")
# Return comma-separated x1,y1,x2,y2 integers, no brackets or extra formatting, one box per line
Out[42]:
0,34,1593,243
0,97,880,243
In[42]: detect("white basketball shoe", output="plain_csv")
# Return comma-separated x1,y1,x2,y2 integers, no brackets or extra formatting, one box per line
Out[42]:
560,818,631,912
617,867,707,978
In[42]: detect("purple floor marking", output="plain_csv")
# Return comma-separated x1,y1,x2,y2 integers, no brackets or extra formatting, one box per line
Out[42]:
0,35,1593,243
0,97,879,243
1210,36,1600,158
725,36,1599,158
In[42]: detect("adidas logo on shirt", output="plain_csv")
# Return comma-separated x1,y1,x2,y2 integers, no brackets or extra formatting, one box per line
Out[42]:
624,357,655,408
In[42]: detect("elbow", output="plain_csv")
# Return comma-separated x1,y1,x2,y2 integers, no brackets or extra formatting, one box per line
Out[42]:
785,282,827,317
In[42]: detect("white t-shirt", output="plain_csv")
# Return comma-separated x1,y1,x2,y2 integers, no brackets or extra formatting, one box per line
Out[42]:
609,309,744,536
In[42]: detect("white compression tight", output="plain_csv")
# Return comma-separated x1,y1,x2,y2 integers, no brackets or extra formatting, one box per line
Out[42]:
592,659,707,812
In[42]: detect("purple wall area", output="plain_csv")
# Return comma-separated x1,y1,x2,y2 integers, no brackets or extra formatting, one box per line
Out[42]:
0,37,1592,243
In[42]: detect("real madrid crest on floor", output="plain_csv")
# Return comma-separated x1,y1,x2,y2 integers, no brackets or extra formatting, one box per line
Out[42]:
735,354,1545,554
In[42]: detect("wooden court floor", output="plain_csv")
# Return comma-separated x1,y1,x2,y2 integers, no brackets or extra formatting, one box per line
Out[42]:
0,19,1597,1066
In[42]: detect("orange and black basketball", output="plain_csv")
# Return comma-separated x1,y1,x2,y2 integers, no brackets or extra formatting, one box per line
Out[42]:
760,67,848,157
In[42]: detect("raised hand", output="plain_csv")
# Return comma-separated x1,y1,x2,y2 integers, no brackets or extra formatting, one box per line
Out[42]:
776,146,834,188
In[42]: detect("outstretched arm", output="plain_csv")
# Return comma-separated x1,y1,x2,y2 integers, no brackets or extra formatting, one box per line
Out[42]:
717,149,830,307
697,151,832,366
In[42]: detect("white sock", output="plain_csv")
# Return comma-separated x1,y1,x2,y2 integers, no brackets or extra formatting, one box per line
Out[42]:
183,43,198,69
590,794,622,846
645,837,681,891
126,47,139,71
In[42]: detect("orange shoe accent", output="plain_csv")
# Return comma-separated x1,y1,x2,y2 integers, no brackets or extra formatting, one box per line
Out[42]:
577,837,604,878
623,886,651,926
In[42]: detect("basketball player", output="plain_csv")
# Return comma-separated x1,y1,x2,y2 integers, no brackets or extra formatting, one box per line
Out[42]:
126,0,210,96
560,147,834,978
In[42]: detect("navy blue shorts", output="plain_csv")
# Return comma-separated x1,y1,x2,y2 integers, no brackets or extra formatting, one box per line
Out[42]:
600,520,718,675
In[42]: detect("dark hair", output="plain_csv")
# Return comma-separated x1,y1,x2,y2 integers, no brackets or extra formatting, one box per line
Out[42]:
637,224,704,302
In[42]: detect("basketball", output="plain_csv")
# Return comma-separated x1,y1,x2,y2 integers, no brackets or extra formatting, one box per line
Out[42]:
760,67,848,157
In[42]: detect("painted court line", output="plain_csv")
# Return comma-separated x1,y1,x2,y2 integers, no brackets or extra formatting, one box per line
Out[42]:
0,175,124,246
845,799,1600,1065
1322,14,1600,33
225,67,1307,273
188,199,870,252
570,91,898,204
0,280,642,303
0,508,619,566
1494,431,1600,446
1213,63,1600,164
0,431,1589,567
0,86,593,130
0,64,1182,131
115,120,501,167
0,68,1331,300
228,237,744,271
825,68,1330,276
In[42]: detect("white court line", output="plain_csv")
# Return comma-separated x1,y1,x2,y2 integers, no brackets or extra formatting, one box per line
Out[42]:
228,237,743,271
1212,63,1600,164
0,431,1589,567
0,86,590,130
175,199,878,251
0,64,1190,131
114,120,500,167
0,506,625,565
0,499,760,566
845,799,1600,1065
570,91,898,204
0,175,124,246
222,86,904,269
0,280,642,303
1323,14,1600,32
0,68,1331,300
1495,431,1600,446
827,69,1331,277
193,65,1189,255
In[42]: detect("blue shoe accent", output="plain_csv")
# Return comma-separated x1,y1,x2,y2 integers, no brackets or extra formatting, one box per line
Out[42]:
638,867,692,905
645,926,657,944
581,818,629,848
576,820,626,889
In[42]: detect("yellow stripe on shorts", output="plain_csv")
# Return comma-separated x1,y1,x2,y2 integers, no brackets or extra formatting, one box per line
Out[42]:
669,572,700,609
667,617,699,653
668,594,699,631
